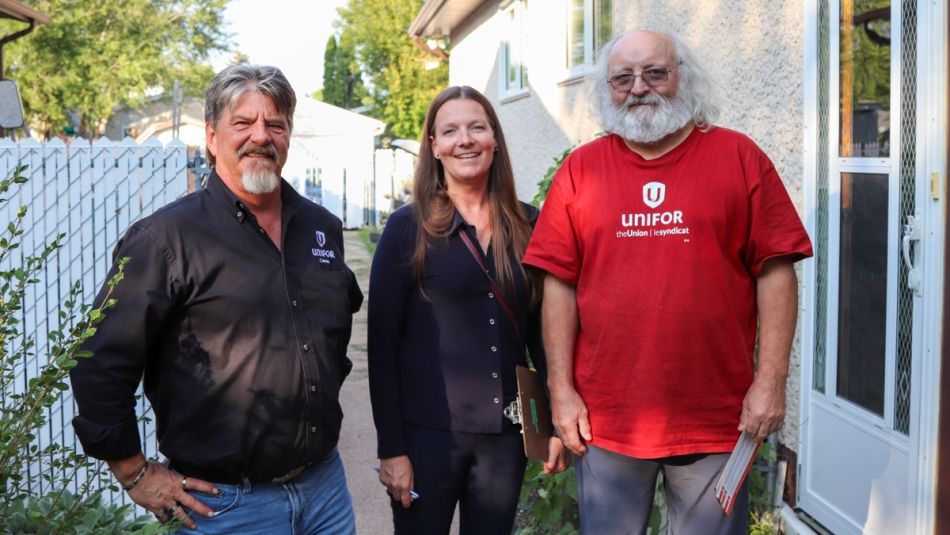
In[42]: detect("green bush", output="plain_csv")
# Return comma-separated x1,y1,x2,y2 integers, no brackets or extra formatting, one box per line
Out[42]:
0,165,158,533
747,442,780,535
2,491,162,535
531,146,574,208
516,461,579,535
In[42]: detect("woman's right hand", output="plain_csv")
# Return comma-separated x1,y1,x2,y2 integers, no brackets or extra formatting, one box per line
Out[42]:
378,455,415,508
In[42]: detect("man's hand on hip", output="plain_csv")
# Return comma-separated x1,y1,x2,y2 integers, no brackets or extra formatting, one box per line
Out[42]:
111,455,218,529
738,375,787,441
550,384,591,456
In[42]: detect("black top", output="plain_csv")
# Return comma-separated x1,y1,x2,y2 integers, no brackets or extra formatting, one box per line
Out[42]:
368,203,544,459
70,171,362,483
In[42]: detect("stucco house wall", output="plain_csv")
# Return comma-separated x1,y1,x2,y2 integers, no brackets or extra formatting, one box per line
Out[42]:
448,0,807,450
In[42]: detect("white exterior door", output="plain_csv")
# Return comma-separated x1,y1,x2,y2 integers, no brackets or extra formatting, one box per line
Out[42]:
800,1,945,534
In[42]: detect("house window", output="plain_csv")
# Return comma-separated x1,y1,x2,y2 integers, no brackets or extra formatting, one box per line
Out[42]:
501,0,527,94
567,0,611,71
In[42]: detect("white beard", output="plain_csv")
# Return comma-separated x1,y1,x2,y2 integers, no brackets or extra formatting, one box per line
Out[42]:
603,93,694,144
242,169,279,194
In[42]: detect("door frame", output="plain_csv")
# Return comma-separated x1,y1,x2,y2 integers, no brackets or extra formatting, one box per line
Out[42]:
799,1,946,533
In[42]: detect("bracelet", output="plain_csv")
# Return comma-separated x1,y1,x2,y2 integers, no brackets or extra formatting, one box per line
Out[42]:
122,460,149,491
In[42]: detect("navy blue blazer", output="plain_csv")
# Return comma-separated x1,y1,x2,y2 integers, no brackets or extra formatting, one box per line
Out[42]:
368,203,545,459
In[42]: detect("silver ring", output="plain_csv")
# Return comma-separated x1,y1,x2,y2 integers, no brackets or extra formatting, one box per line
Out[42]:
180,477,188,490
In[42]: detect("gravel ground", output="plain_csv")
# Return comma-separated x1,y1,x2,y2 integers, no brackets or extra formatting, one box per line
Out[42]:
338,230,391,535
339,230,461,534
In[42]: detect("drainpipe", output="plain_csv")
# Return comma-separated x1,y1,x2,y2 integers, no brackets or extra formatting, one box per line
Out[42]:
0,18,37,80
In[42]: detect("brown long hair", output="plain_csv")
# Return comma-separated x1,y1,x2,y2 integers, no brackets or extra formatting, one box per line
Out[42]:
412,86,536,302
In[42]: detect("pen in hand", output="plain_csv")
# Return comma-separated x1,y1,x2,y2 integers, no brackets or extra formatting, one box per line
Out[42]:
374,467,421,501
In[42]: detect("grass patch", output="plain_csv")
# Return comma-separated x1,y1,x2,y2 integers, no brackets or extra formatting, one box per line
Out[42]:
357,227,378,255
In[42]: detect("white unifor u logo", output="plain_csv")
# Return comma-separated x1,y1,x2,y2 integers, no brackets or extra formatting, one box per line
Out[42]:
315,231,326,247
642,182,666,209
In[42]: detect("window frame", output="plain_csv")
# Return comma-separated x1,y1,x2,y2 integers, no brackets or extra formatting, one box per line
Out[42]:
499,0,528,99
564,0,611,80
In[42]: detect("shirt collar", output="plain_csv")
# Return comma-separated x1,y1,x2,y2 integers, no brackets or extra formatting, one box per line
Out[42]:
206,170,301,223
448,208,471,236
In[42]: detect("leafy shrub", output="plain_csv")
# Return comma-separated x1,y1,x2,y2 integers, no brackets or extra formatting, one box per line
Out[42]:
516,461,578,535
0,165,156,533
746,441,780,535
2,491,161,535
532,146,575,208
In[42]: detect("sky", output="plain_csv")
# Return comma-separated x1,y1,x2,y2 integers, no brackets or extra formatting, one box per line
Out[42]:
211,0,350,97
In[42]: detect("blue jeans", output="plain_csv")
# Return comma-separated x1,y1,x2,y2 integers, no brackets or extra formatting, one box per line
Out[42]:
178,449,356,534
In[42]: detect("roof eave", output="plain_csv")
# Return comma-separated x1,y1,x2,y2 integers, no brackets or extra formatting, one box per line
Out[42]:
408,0,446,38
0,0,50,25
408,0,482,39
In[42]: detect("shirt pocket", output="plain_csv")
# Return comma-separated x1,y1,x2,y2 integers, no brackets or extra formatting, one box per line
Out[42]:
301,267,353,324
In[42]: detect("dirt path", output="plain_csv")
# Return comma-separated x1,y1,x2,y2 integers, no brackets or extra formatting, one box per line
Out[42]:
337,230,391,534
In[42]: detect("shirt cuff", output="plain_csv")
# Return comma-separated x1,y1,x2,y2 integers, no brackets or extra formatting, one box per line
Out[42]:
72,414,143,460
522,255,578,285
376,428,407,460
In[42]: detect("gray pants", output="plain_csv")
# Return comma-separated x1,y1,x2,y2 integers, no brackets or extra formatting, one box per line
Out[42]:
574,446,749,535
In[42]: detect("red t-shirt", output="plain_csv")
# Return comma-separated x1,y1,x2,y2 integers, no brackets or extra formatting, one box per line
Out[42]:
523,128,813,458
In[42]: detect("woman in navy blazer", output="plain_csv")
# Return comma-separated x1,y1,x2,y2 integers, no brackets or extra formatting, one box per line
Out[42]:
368,86,568,534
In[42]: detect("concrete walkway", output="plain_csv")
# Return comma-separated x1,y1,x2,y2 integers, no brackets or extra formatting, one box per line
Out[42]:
338,230,391,534
339,230,463,534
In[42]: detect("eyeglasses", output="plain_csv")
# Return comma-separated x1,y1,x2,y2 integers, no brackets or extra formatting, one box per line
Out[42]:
606,66,677,91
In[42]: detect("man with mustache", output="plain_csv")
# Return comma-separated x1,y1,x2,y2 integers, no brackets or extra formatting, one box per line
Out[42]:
523,30,812,534
70,64,362,533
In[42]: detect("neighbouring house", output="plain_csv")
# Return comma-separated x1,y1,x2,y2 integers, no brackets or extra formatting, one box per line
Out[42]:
285,97,385,228
410,1,948,534
107,95,386,228
105,96,206,148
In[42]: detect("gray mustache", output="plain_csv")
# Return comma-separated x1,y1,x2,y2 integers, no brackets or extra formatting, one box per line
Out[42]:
238,142,278,160
625,95,663,107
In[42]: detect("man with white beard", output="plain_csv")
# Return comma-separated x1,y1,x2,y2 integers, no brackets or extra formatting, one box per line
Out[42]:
523,30,812,534
70,64,362,533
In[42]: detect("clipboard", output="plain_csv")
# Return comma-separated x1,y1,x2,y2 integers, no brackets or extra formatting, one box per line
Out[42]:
515,365,553,460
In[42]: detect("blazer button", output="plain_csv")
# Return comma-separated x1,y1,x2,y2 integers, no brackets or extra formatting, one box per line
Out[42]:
493,397,500,404
491,372,498,379
489,318,495,325
488,292,494,299
490,346,497,352
303,344,310,352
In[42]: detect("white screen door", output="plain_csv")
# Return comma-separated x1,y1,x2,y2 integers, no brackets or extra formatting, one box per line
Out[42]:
799,1,932,533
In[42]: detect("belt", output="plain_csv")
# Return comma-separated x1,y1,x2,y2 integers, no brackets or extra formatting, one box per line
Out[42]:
271,463,312,484
173,461,313,485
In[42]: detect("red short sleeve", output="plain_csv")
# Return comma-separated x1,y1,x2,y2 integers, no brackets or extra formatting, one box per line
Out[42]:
523,158,582,283
744,152,813,276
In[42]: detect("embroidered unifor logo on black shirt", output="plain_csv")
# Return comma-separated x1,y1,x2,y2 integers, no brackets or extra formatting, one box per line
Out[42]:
312,230,337,263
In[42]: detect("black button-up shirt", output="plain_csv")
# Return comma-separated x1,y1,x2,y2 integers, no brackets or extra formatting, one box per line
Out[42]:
70,171,362,483
368,204,544,459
